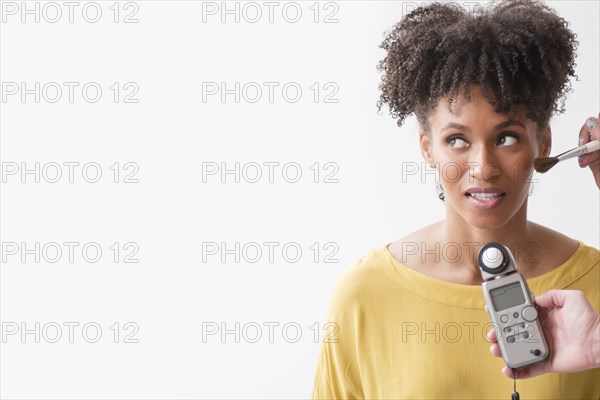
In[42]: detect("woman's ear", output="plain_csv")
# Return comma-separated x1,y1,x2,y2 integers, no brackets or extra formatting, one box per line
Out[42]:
420,131,435,168
540,126,552,157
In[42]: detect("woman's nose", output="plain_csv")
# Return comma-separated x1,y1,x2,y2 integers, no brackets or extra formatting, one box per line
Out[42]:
468,146,501,182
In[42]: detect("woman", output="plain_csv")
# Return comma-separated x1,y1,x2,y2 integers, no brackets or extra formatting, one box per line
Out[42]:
311,0,600,398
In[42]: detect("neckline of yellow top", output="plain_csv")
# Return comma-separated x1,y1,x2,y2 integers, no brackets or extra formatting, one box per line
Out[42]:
380,240,598,309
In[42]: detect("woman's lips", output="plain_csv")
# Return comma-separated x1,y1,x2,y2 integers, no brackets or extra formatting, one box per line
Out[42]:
465,192,506,210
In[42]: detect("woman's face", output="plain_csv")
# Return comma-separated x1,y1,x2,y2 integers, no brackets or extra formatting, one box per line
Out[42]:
420,85,551,229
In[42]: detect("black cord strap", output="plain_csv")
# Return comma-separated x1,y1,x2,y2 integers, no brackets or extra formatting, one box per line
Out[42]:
511,368,520,400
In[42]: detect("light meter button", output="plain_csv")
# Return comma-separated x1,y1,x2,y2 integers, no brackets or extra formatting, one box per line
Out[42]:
500,314,509,323
521,306,538,322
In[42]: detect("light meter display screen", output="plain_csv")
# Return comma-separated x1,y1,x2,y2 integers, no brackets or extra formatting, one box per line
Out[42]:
490,282,526,312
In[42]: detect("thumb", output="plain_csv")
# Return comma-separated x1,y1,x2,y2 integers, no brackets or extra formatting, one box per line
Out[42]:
534,289,566,309
533,289,567,322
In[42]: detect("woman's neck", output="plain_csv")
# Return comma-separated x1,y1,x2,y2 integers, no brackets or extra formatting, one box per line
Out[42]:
438,201,539,282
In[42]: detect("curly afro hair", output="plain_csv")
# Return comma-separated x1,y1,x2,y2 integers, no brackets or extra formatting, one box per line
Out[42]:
376,0,578,134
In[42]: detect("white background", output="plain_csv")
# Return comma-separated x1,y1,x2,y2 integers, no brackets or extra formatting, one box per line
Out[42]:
1,1,598,398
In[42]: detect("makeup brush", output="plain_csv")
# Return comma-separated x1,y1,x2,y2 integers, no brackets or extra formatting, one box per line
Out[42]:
534,140,600,173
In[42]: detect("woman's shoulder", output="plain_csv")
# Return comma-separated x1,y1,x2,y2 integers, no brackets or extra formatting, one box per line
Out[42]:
513,222,598,280
387,220,442,250
326,243,406,311
529,222,597,260
329,222,445,302
386,221,445,272
332,247,388,291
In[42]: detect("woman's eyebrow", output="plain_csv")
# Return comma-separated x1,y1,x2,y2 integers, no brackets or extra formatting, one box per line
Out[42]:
494,120,526,130
440,120,526,132
440,122,471,132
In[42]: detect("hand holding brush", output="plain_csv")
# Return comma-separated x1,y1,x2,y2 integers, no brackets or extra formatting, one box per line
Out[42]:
533,115,600,188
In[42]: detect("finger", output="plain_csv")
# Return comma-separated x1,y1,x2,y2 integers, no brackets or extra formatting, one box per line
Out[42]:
580,150,600,167
579,117,599,167
586,154,600,163
579,122,589,142
489,343,502,357
502,363,548,380
578,118,596,144
593,115,600,140
486,328,498,343
578,120,588,167
582,157,600,171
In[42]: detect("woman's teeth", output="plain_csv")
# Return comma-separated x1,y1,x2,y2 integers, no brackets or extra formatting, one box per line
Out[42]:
468,193,503,200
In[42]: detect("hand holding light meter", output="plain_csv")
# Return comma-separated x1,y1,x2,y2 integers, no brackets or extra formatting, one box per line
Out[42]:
478,242,550,369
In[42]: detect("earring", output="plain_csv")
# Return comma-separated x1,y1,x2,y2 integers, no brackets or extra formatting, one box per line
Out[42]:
436,183,445,202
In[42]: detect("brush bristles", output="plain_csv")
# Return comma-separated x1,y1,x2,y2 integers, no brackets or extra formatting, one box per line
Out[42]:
533,157,559,173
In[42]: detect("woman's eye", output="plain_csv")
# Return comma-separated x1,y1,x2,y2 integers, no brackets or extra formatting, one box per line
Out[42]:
448,136,468,148
497,135,518,146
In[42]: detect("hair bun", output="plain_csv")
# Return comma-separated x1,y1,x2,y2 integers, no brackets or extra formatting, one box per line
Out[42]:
376,0,577,130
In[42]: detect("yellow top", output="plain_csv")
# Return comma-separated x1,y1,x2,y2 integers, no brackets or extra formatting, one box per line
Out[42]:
311,240,600,399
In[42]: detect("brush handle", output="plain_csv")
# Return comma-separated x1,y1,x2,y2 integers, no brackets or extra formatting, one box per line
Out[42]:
556,140,600,161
